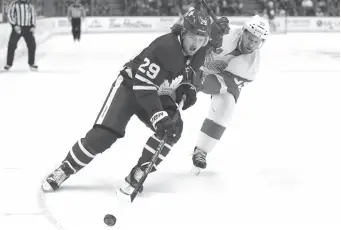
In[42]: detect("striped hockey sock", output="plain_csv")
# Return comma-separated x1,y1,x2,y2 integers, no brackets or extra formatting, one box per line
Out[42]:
137,135,173,172
64,138,97,172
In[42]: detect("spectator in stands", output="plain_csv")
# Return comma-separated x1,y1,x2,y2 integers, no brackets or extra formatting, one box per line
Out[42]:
314,0,326,16
124,0,138,16
228,0,240,16
327,0,340,16
180,0,195,14
263,0,277,31
264,0,275,20
236,0,244,15
301,0,315,16
257,0,267,13
288,0,297,16
219,0,230,15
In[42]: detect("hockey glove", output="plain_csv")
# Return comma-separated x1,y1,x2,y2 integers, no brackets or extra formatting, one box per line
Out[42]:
209,17,230,50
150,111,178,142
175,83,197,110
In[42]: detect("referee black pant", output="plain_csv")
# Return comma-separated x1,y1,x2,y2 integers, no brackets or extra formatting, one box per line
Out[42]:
6,26,36,66
71,18,81,40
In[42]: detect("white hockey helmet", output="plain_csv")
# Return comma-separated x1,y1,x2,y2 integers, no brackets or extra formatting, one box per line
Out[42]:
243,15,270,40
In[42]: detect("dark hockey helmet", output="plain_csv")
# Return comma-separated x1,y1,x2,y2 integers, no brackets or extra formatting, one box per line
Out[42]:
183,9,211,37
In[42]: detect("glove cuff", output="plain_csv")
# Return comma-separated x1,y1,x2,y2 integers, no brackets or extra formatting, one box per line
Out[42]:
177,82,197,94
150,111,168,129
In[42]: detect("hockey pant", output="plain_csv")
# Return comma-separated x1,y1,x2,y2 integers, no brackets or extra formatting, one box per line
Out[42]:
71,18,81,39
6,26,36,66
62,75,183,173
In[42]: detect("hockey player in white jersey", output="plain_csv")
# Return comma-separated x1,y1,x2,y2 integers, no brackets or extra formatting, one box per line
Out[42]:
192,15,270,174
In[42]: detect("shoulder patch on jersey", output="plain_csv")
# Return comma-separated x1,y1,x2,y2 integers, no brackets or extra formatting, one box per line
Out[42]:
159,75,184,95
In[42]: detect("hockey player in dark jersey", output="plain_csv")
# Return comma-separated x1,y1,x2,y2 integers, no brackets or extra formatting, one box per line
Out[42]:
41,9,214,194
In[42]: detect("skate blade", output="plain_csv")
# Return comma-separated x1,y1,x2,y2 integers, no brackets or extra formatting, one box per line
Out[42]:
41,181,54,192
29,66,38,71
191,166,202,176
116,188,132,204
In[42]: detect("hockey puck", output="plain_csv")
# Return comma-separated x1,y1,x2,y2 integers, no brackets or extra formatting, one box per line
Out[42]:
104,214,116,226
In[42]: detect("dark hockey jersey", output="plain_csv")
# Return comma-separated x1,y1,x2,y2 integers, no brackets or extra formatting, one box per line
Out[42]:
123,32,207,117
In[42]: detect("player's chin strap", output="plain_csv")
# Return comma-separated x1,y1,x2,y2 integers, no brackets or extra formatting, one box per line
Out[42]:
130,95,187,203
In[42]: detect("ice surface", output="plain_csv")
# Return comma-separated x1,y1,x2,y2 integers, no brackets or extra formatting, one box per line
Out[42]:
0,32,340,230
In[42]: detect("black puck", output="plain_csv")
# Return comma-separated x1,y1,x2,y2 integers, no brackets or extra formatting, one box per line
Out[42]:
104,214,116,226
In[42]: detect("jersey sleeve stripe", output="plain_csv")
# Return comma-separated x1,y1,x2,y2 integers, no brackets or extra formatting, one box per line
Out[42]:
135,74,156,86
133,85,158,91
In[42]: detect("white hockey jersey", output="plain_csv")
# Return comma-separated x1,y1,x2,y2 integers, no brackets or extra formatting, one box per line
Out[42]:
202,25,260,81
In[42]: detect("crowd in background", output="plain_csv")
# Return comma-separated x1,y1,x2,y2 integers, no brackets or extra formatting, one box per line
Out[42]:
123,0,244,16
1,0,44,16
117,0,340,17
0,0,340,20
259,0,340,18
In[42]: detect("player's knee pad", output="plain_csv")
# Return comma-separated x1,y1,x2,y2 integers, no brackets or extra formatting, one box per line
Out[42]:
82,125,119,154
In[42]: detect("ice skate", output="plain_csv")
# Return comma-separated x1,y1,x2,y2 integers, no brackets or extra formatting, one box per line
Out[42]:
42,161,75,192
118,165,144,197
4,65,11,71
191,148,207,175
29,64,38,71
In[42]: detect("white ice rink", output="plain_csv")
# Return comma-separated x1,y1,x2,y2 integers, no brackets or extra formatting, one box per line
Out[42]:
0,32,340,230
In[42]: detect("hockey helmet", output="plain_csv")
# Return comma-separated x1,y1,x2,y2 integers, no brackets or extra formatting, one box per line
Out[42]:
243,15,270,40
183,9,211,37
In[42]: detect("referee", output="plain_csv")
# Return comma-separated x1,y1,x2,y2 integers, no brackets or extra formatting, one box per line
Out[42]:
68,0,86,42
4,0,37,71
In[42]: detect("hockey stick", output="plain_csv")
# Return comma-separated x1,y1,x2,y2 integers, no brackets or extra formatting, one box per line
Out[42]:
130,96,186,202
201,0,218,21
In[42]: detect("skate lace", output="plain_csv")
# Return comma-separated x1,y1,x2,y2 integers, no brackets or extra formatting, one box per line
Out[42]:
134,168,144,181
194,151,207,163
120,167,144,195
53,168,67,185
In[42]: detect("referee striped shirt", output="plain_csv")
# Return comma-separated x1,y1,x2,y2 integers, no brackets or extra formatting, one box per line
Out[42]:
68,3,86,19
7,0,36,27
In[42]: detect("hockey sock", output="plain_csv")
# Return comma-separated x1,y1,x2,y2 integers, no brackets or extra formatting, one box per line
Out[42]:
196,118,226,153
137,135,173,172
63,138,97,172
